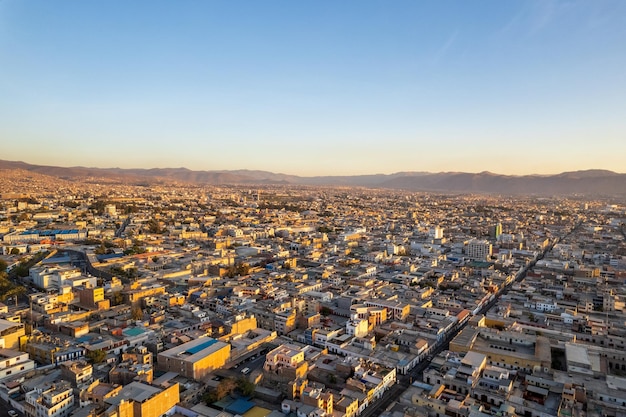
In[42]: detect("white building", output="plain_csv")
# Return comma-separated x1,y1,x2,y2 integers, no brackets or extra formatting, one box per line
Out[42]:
25,382,74,417
430,226,444,240
466,239,493,260
0,349,36,381
104,204,117,217
29,266,82,290
346,314,369,338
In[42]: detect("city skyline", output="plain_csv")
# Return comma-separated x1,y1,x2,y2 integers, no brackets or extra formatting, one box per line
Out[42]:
1,0,625,176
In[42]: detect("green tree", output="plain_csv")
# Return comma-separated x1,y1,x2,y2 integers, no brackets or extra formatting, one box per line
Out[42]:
0,286,26,306
131,307,144,320
86,349,107,364
94,244,107,255
203,378,237,404
236,263,250,276
237,377,255,396
110,292,124,306
0,260,7,273
147,219,163,234
13,264,29,277
10,248,20,255
320,306,333,316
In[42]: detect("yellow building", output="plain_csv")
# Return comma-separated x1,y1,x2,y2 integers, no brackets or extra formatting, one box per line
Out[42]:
334,395,359,417
157,338,230,380
0,318,25,350
124,283,166,307
229,316,258,335
104,381,179,417
364,300,410,321
302,387,333,415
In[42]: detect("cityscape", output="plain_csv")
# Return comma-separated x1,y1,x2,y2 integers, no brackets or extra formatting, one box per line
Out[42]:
2,2,626,417
0,166,625,417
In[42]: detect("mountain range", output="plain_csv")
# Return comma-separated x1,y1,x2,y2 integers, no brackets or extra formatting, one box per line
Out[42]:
1,159,625,196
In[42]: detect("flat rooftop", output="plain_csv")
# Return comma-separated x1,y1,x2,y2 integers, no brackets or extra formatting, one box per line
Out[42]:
159,337,229,362
105,381,162,405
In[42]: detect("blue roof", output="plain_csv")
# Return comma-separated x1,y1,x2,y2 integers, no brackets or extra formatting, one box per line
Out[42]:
75,336,93,343
123,327,146,337
225,398,255,415
185,338,218,354
20,229,80,236
42,256,72,264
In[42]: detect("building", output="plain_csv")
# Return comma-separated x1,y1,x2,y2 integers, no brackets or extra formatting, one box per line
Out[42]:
466,239,493,260
157,338,230,380
76,284,110,310
264,344,305,371
23,332,86,365
363,300,410,321
275,309,297,335
104,204,117,217
29,266,82,290
490,223,503,239
124,283,166,308
0,349,35,381
3,229,87,244
103,381,179,417
59,360,92,387
24,381,74,417
0,318,25,350
450,327,551,373
82,380,122,408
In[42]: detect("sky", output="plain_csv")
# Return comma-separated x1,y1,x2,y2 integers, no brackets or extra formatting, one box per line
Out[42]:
1,0,625,176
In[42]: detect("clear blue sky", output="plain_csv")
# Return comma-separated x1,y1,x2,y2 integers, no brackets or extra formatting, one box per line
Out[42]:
1,0,625,176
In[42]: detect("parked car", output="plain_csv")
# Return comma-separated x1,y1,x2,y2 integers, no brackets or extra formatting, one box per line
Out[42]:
9,410,18,417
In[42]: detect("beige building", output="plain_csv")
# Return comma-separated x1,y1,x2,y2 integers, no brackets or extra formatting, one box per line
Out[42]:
60,360,92,387
450,327,551,373
264,344,305,371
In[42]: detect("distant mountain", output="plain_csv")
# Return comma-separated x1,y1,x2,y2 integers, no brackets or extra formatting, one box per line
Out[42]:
0,159,625,196
377,171,626,195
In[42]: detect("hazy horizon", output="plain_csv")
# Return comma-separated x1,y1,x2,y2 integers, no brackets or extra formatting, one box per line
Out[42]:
2,158,625,178
1,1,625,176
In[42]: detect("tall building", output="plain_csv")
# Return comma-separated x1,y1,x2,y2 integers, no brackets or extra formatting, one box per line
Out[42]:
104,204,117,217
489,222,503,239
430,226,444,240
466,239,493,260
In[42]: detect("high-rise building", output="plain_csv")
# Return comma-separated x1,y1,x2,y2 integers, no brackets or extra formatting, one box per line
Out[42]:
466,239,493,260
430,226,444,240
489,223,503,239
